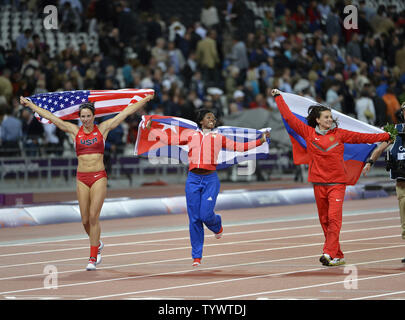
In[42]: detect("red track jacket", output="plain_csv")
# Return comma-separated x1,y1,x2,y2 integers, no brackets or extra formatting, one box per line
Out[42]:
275,95,390,184
156,128,263,171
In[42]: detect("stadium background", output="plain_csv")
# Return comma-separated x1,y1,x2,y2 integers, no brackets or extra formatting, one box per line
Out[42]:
1,0,405,305
0,0,404,200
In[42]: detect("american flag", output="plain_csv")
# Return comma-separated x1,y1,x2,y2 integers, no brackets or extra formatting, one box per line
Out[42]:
28,89,155,124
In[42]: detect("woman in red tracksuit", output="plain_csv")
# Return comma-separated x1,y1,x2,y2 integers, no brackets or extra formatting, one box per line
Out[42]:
272,89,391,266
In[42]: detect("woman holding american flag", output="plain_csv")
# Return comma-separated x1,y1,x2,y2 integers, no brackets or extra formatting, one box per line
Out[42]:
19,93,154,271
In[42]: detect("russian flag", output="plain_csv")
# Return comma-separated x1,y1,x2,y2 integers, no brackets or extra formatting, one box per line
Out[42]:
278,92,385,185
134,115,271,169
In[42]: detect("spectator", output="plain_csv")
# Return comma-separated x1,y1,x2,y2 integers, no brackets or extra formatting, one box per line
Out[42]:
395,41,405,75
317,0,331,23
325,34,344,63
355,85,376,125
115,1,137,46
387,35,402,68
291,5,307,32
232,89,245,112
359,0,376,22
346,33,362,61
370,5,395,35
103,114,125,175
190,70,205,101
221,0,243,30
102,28,125,67
200,0,220,30
279,68,293,93
368,84,388,127
167,41,186,75
325,6,342,41
205,89,224,121
326,80,343,112
0,69,13,103
383,87,401,123
146,13,163,45
307,0,321,32
168,16,186,42
227,34,249,85
0,103,23,156
195,29,220,87
59,1,82,32
180,90,199,121
43,124,63,156
249,93,268,110
399,82,405,106
151,37,169,65
194,22,207,40
361,35,378,66
15,29,32,53
31,34,46,57
20,108,44,157
182,51,198,87
344,55,359,76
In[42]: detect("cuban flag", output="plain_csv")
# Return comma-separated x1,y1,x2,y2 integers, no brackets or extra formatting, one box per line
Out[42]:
279,92,385,185
134,115,271,169
27,89,155,124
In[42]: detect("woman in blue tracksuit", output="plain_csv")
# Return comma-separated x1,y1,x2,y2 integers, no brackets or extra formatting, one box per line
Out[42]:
184,109,269,266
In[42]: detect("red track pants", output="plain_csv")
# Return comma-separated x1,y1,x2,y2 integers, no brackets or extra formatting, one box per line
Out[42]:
313,184,346,259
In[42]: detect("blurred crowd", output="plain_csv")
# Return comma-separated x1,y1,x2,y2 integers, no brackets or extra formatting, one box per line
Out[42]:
0,0,404,159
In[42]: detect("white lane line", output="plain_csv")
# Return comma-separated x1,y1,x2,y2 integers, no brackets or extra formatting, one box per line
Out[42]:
0,224,399,270
85,255,405,300
217,258,405,300
0,216,398,258
351,290,405,300
0,207,398,247
1,243,404,298
0,233,402,283
220,269,405,300
1,236,404,297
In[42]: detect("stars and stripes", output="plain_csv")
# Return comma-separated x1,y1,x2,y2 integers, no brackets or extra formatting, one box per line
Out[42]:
28,89,155,124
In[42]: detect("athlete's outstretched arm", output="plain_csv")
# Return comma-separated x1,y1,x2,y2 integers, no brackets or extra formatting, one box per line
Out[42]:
100,94,154,136
362,141,391,176
20,96,78,136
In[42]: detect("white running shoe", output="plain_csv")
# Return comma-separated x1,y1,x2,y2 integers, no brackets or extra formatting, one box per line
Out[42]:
328,258,346,266
97,240,104,265
86,259,97,271
319,253,331,266
192,258,201,267
215,227,223,239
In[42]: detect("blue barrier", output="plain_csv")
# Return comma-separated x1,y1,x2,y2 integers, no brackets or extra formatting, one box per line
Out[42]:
0,184,389,228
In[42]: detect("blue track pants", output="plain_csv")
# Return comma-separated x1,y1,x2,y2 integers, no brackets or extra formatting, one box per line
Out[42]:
185,171,222,259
